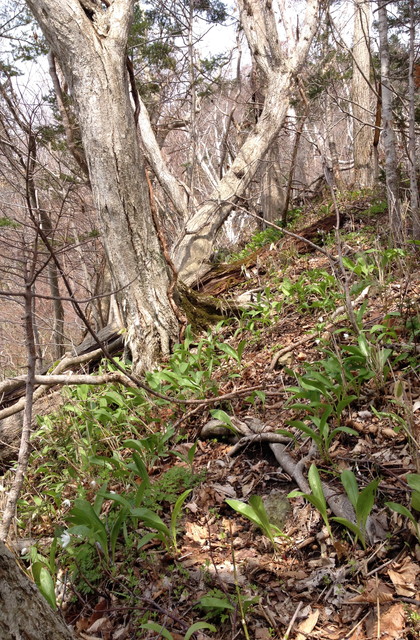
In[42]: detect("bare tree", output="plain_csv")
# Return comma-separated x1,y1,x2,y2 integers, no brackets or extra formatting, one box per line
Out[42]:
23,0,322,373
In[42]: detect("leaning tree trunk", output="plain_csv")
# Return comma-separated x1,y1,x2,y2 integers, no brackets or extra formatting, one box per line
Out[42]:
25,0,179,374
138,0,321,286
0,541,74,639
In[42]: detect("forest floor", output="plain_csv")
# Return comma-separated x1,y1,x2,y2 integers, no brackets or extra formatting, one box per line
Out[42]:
6,192,420,640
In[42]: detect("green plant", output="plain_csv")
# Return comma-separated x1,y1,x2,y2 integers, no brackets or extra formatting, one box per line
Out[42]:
29,542,58,610
289,466,379,549
286,365,357,460
386,474,420,543
146,325,245,399
196,590,235,622
288,464,333,539
280,269,341,314
140,621,217,640
331,470,379,549
225,495,289,549
240,287,283,332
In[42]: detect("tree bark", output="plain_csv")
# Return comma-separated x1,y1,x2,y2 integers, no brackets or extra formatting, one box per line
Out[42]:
377,0,403,242
352,0,374,188
167,0,322,284
25,0,179,374
408,0,420,239
0,541,74,639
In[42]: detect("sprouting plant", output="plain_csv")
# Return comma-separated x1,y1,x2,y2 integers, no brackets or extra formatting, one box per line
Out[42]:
288,464,333,539
226,495,289,550
331,470,379,549
286,367,357,460
196,590,235,622
386,474,420,543
289,466,379,549
30,542,58,610
140,620,217,639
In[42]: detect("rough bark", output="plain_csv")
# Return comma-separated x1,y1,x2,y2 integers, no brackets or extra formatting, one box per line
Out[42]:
25,0,179,374
0,541,74,639
377,0,403,242
352,0,374,188
408,0,420,239
168,0,321,285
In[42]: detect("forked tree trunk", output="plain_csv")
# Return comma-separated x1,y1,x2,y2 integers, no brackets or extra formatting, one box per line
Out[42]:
0,542,74,639
25,0,179,374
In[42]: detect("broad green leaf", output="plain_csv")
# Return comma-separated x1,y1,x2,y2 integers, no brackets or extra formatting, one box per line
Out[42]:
340,470,359,510
308,464,327,511
226,498,263,529
184,622,217,640
331,517,365,547
209,409,236,431
198,596,234,611
130,507,170,536
110,508,129,560
140,622,173,639
407,474,420,494
170,489,192,550
336,396,357,416
32,562,57,610
357,334,370,358
385,502,417,526
357,479,379,527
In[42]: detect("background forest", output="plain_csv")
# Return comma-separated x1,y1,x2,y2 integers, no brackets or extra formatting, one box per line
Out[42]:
0,1,419,639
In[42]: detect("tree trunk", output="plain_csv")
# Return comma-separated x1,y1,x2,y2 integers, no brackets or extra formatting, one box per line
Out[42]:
352,0,374,188
0,541,74,639
408,0,420,239
377,0,403,243
25,0,179,374
167,0,322,284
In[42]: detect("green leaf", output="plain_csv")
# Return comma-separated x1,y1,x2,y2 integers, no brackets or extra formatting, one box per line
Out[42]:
357,334,370,358
340,470,359,510
336,396,357,416
130,507,170,537
32,562,57,610
140,622,173,639
110,508,129,560
184,621,217,640
198,596,234,611
170,489,192,550
331,517,365,547
385,502,417,526
226,498,263,529
308,464,327,511
407,474,420,494
357,478,379,528
209,409,236,431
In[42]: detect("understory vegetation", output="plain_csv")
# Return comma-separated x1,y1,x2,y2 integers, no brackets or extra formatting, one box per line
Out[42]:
3,192,420,639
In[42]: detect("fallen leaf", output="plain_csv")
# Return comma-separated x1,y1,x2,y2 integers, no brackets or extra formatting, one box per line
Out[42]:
388,557,419,596
296,609,320,640
347,579,394,604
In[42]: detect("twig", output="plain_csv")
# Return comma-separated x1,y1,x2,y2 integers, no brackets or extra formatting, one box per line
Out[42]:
283,601,303,640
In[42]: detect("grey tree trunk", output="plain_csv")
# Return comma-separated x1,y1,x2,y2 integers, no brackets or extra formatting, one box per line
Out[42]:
408,0,420,239
25,0,179,374
377,0,403,242
0,541,74,639
166,0,321,284
352,0,374,188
